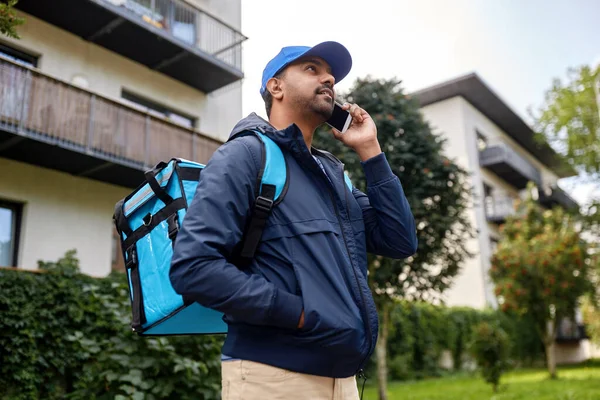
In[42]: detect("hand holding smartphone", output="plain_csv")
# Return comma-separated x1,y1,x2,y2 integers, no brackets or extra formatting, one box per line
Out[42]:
325,101,352,133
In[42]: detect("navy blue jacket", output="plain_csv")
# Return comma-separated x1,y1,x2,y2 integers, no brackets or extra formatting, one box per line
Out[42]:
169,113,417,378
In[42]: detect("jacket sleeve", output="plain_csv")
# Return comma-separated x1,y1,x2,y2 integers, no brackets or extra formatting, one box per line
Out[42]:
353,152,418,259
169,138,303,330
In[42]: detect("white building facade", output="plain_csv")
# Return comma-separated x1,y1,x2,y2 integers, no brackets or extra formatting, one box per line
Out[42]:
413,73,595,363
0,0,245,276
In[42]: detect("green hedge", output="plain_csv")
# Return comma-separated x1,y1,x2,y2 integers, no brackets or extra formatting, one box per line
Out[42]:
1,251,547,397
368,301,545,382
0,251,224,400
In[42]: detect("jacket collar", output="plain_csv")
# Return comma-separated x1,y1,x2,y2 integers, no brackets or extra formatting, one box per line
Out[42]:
228,113,342,167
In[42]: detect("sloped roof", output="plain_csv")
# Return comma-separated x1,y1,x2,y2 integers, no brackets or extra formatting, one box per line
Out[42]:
412,73,576,178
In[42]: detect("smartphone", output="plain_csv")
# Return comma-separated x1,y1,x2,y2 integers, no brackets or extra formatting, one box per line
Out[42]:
326,102,352,133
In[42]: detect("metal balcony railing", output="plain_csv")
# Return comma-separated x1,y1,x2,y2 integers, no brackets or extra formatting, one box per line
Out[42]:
0,58,220,177
485,195,518,223
103,0,246,70
556,318,589,343
539,184,579,210
479,140,542,189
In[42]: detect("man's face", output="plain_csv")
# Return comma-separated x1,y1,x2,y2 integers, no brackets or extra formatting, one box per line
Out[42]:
280,57,336,120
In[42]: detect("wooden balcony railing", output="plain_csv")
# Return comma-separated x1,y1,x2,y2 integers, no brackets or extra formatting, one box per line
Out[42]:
0,58,221,171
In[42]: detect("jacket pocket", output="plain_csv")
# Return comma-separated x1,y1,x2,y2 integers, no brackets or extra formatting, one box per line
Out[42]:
269,219,366,358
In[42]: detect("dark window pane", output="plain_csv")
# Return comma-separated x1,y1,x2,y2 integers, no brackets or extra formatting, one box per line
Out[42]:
121,90,196,129
0,43,38,68
0,201,21,266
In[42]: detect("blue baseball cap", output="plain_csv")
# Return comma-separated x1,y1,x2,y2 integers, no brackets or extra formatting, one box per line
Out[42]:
260,41,352,95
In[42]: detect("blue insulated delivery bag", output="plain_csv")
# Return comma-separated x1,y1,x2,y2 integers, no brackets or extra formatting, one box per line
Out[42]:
113,131,288,336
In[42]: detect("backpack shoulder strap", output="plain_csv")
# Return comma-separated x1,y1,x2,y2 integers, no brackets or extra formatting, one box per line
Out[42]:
236,129,288,262
255,131,288,204
344,172,353,192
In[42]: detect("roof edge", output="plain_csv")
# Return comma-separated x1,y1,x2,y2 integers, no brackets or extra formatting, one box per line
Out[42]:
411,73,577,179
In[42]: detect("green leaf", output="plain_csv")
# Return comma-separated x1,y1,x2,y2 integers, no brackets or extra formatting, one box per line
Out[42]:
0,251,223,399
132,392,145,400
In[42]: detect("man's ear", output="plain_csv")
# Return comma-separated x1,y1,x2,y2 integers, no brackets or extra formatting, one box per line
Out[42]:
267,77,284,100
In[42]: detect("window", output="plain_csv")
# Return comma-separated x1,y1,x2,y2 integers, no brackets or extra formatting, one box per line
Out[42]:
490,237,499,254
0,200,22,266
483,183,494,217
119,0,197,45
0,43,38,68
121,90,197,129
476,130,488,151
171,3,196,45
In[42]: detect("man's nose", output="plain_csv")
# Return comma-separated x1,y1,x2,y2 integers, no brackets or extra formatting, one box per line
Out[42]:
321,72,335,88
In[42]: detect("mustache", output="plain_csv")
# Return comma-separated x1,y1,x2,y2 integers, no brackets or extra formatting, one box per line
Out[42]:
315,84,334,96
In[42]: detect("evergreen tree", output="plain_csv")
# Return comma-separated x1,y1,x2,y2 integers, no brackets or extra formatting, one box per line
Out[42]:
314,76,474,400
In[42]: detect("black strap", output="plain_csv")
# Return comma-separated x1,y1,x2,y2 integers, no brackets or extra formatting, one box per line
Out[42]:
113,199,132,236
167,213,179,244
121,197,184,333
358,370,367,400
122,198,186,251
145,167,174,205
124,246,146,332
239,184,276,261
179,167,201,182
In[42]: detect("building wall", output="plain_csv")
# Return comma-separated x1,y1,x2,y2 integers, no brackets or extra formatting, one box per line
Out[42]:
420,95,566,309
419,97,488,309
4,7,242,143
0,1,245,278
556,340,600,365
0,157,129,277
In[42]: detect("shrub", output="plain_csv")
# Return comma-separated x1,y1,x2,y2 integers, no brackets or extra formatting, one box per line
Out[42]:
375,301,544,383
0,250,224,400
469,322,511,392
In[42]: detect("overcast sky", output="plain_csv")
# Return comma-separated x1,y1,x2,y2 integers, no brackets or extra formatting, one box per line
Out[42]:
239,0,600,206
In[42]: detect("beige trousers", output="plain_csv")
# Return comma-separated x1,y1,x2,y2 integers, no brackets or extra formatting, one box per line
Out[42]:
221,360,360,400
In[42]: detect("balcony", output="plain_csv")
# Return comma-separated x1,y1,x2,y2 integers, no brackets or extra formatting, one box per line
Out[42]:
15,0,247,93
0,58,221,188
539,185,579,211
556,318,589,344
479,142,542,189
485,195,518,224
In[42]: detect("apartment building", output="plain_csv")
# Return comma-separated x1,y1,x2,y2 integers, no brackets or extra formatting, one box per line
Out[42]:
413,73,595,363
0,0,246,276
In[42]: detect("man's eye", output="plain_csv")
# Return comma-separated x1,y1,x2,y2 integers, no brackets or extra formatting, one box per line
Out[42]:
306,65,316,71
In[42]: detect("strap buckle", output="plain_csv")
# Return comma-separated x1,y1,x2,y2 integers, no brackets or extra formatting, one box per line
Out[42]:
167,214,179,241
254,196,274,214
125,246,137,269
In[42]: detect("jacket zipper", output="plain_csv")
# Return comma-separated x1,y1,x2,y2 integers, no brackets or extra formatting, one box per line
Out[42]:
309,150,373,374
322,164,373,374
340,168,373,374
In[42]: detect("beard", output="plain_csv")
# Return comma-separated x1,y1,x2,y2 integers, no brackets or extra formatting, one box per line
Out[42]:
311,95,335,119
290,87,335,120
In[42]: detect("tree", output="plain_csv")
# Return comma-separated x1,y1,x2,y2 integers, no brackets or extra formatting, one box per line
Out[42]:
532,64,600,233
581,295,600,346
532,64,600,178
489,185,596,379
0,0,25,39
469,321,511,393
314,77,474,400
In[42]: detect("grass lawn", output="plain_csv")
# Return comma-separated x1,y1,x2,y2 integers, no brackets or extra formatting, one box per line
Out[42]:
362,360,600,400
